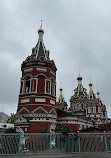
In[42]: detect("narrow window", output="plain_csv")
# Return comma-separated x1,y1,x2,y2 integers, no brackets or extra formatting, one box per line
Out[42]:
51,80,55,96
24,77,30,93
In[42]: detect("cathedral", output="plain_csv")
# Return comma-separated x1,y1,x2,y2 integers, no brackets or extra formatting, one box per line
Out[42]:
14,25,111,133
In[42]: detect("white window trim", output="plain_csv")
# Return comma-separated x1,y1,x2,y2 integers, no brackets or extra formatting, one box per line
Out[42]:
45,79,51,94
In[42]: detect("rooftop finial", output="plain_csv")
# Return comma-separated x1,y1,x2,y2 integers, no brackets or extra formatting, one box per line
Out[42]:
77,69,82,82
40,19,44,29
38,19,44,41
60,82,63,91
89,77,93,87
97,89,100,98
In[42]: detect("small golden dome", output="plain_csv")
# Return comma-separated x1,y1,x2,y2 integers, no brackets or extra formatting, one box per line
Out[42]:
77,73,82,80
59,87,63,91
89,81,93,87
97,90,100,95
38,28,44,34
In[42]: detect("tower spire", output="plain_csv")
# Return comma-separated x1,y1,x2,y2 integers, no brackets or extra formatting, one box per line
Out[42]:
89,80,96,100
31,22,48,60
58,83,64,103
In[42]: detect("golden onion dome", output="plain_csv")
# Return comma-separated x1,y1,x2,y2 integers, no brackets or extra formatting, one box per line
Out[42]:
59,87,63,91
38,28,44,34
97,90,100,95
89,81,93,87
77,73,82,80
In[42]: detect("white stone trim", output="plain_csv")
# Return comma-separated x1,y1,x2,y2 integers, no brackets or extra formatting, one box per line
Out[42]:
30,119,56,123
22,74,32,80
31,106,48,114
15,125,29,127
49,108,57,115
35,78,38,93
22,113,57,118
57,117,92,124
20,98,29,103
50,71,55,76
45,79,46,94
19,95,56,100
17,107,30,114
32,79,34,92
22,76,31,94
90,115,94,118
24,68,33,72
96,115,100,118
45,79,51,94
22,80,25,94
37,68,47,72
50,100,55,105
35,98,46,102
36,73,47,79
18,104,57,109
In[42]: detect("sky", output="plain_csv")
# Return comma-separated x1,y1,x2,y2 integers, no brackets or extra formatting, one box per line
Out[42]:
0,0,111,117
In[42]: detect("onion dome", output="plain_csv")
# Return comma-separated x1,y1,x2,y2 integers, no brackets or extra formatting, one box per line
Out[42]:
89,81,96,100
77,73,82,81
77,73,83,86
38,19,44,35
97,90,100,96
38,28,44,34
89,81,93,87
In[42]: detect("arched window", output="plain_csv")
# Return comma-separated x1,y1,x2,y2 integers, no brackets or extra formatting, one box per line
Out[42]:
24,77,30,94
51,80,55,96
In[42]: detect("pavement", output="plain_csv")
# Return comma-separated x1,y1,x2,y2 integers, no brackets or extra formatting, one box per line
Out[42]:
1,153,111,158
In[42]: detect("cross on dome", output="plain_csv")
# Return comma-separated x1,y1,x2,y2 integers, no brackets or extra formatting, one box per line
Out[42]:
40,19,44,29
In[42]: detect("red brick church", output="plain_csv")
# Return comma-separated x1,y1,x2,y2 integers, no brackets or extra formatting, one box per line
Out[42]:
14,26,111,133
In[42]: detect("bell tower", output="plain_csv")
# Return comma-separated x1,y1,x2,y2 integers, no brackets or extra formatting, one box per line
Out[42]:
15,25,57,133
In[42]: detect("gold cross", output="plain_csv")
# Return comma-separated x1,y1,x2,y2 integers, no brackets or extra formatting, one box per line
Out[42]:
40,19,44,28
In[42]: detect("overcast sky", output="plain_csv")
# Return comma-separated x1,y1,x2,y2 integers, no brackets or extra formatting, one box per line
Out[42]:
0,0,111,117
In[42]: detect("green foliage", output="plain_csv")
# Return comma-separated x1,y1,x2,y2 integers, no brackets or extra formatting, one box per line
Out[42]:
5,127,17,133
55,124,72,135
7,113,16,123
